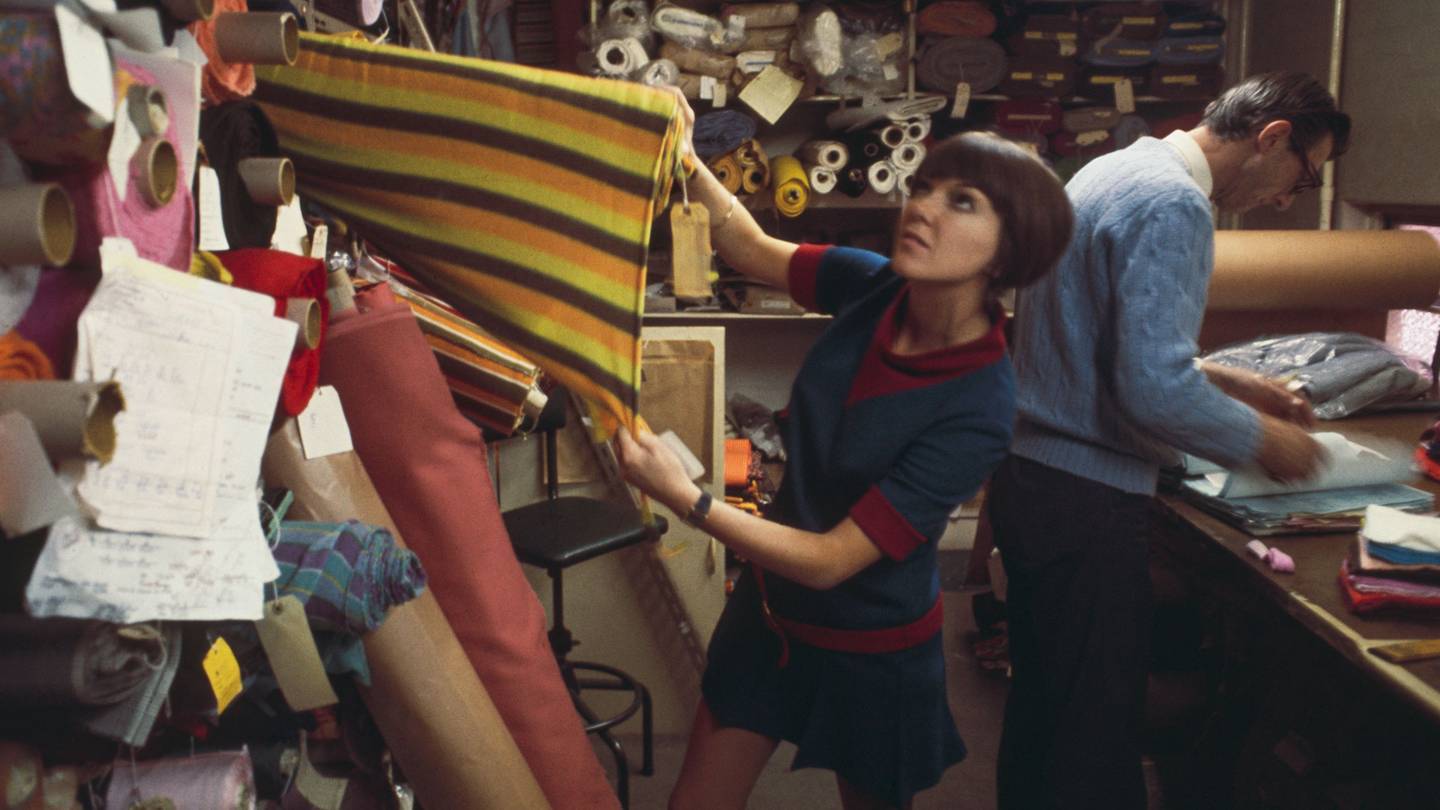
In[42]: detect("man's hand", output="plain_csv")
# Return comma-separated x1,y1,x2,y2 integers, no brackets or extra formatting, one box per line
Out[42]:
1200,361,1316,428
1255,415,1326,483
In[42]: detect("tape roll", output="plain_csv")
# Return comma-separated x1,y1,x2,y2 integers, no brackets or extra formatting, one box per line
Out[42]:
0,184,76,267
866,160,897,195
237,156,294,206
806,165,837,194
797,140,849,170
878,124,906,149
890,142,925,171
708,153,743,194
132,136,178,208
213,11,299,66
904,117,932,143
770,155,808,218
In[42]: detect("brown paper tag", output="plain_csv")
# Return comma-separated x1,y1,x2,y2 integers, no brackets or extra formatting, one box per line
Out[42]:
670,202,713,300
1114,78,1136,113
255,595,340,711
950,81,971,119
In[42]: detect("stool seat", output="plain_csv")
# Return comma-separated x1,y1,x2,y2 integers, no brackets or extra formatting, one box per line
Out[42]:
504,496,666,569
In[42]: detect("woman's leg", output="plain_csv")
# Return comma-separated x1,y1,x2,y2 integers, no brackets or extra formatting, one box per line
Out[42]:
836,775,910,810
668,700,780,810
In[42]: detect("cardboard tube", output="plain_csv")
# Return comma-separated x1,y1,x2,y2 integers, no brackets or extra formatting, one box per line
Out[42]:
0,184,76,266
798,139,848,170
285,297,321,349
213,12,300,66
0,381,124,464
161,0,215,21
1209,230,1440,311
261,420,552,810
126,85,169,138
132,136,178,208
326,267,356,314
237,156,295,206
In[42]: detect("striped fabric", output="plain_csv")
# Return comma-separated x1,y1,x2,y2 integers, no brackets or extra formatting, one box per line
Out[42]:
254,33,683,435
386,278,548,436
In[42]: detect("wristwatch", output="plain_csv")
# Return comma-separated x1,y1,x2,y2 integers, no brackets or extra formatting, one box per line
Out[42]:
682,490,713,528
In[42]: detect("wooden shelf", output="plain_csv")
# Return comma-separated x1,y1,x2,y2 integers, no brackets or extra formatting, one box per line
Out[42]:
643,311,831,322
747,188,904,213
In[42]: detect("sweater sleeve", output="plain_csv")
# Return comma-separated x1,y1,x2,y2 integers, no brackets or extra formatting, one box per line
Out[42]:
1106,195,1261,468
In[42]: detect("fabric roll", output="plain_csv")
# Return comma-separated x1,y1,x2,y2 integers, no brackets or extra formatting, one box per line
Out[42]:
1150,64,1224,99
795,4,842,77
916,1,996,38
903,116,931,143
1062,106,1122,133
1112,113,1151,148
1082,37,1155,68
694,109,758,160
191,0,256,103
770,155,807,217
200,101,283,250
877,123,906,149
1155,35,1225,66
897,168,914,196
720,2,799,29
1009,14,1079,59
215,248,327,415
1081,3,1167,41
635,57,679,87
1000,128,1049,157
0,12,113,166
650,5,724,47
0,616,164,709
741,160,770,194
273,520,426,636
890,142,925,172
0,331,54,381
1050,128,1115,158
916,36,1007,94
47,58,193,273
797,139,849,170
866,159,897,194
1164,10,1226,38
105,749,254,810
313,0,382,27
708,152,743,194
659,40,735,79
595,37,649,76
82,623,182,746
1000,56,1078,99
806,165,836,194
13,267,100,380
734,137,767,168
255,33,683,437
824,95,947,132
842,130,885,164
319,282,617,810
261,419,552,810
1075,65,1148,101
995,99,1062,134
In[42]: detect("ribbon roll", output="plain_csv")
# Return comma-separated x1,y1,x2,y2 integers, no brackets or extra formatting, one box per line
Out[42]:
132,136,178,208
213,11,300,65
806,165,836,195
770,155,808,218
866,160,897,195
709,153,743,194
0,184,76,267
891,142,925,172
797,139,849,170
125,85,170,138
904,117,932,143
878,123,906,149
741,161,770,194
237,156,294,206
596,37,649,75
694,110,758,161
659,41,735,79
837,166,867,198
721,2,799,29
635,58,679,87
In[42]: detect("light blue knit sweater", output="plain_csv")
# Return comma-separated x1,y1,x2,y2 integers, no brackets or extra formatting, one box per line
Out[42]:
1010,137,1261,495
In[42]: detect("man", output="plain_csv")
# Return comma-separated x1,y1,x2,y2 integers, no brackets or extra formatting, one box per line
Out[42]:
987,72,1352,809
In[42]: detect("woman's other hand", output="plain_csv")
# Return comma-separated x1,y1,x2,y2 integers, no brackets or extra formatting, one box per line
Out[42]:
614,426,699,512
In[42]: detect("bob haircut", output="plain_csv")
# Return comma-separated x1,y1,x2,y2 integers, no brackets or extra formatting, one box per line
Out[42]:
913,131,1074,291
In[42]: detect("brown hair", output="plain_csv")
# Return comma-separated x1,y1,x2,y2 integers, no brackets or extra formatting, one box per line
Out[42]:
914,131,1074,290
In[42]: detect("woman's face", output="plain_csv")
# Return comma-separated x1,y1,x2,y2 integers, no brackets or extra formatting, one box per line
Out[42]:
891,177,1003,285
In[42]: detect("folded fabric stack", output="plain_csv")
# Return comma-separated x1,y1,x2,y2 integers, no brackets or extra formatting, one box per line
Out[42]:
1341,505,1440,614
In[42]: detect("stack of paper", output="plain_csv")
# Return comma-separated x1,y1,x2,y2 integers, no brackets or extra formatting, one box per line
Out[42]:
1179,433,1432,536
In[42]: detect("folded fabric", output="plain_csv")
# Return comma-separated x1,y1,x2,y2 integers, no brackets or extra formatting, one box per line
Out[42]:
0,616,164,708
995,99,1062,134
273,520,426,636
693,109,758,161
1164,10,1226,38
1062,106,1122,133
1076,65,1149,100
1363,504,1440,555
1340,558,1440,615
1081,2,1167,40
0,330,54,380
216,248,328,415
1008,14,1079,59
1000,56,1077,99
82,622,182,746
255,33,683,437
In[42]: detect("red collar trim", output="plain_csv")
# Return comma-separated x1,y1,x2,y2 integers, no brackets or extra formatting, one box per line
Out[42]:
872,287,1008,376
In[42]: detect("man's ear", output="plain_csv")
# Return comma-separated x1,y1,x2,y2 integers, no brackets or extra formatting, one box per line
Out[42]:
1256,119,1293,154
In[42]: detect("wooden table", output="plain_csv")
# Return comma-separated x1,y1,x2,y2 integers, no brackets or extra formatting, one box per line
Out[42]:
1153,413,1440,724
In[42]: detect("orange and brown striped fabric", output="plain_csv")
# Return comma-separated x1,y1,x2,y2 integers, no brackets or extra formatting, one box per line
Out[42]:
254,33,683,435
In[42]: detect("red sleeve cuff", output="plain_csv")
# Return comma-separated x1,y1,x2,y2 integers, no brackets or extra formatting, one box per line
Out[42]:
850,485,928,561
788,243,829,312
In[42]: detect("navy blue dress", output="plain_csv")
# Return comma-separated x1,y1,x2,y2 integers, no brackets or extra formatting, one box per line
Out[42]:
701,245,1017,806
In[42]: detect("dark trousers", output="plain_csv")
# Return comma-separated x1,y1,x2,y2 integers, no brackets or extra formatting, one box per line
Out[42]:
988,454,1153,810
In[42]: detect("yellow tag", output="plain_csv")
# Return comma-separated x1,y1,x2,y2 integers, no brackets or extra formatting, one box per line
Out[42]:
950,81,971,119
1190,43,1219,52
202,637,243,714
1023,31,1043,39
1011,71,1033,80
1174,22,1203,30
1115,78,1136,113
1058,40,1077,57
1162,75,1198,85
1119,49,1150,56
1044,72,1065,81
670,202,713,300
1056,32,1077,40
873,32,904,60
1122,16,1154,24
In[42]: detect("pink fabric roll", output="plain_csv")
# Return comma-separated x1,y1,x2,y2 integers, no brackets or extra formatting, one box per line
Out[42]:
319,282,618,810
105,749,254,809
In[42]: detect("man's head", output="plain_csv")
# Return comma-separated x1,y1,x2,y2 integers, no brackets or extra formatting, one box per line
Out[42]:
1199,72,1351,213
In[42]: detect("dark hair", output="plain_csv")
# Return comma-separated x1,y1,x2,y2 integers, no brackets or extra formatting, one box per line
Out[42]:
914,131,1073,290
1202,71,1351,157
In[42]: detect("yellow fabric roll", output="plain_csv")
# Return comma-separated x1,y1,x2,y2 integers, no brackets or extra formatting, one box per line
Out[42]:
741,161,770,194
770,155,808,218
709,152,743,194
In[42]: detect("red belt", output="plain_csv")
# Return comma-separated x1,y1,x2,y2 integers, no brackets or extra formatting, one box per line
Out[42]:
751,564,944,668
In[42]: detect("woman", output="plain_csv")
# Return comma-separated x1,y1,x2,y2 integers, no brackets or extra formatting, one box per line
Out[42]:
616,110,1073,810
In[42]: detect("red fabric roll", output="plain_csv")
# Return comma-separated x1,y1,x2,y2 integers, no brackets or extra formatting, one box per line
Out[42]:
319,282,618,810
216,248,327,415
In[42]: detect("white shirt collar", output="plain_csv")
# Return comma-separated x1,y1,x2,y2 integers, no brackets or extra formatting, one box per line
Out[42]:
1162,129,1213,198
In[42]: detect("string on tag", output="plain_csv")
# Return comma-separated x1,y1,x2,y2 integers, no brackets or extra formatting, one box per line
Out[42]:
680,165,691,215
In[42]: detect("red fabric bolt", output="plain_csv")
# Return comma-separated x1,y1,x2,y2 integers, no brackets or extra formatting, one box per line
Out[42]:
215,248,327,415
319,282,620,810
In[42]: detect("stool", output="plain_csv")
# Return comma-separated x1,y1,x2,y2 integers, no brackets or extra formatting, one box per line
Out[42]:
501,390,666,809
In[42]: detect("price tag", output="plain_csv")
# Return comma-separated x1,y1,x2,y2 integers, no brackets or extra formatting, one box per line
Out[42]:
298,386,354,460
307,224,329,260
1114,78,1136,113
255,595,340,711
950,81,971,119
202,636,243,714
196,166,230,251
713,81,728,108
670,201,713,300
699,75,716,100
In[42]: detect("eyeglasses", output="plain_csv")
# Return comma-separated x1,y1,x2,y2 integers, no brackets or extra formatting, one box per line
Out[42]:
1288,135,1323,195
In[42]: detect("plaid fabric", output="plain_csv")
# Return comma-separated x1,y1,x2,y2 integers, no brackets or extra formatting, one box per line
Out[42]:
254,33,684,435
272,520,426,635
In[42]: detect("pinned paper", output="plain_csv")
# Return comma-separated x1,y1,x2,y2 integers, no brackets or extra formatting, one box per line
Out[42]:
54,2,115,126
202,636,243,713
255,595,339,710
105,99,141,200
951,81,971,119
1114,78,1136,114
738,66,803,125
196,165,229,251
297,386,353,460
272,195,308,255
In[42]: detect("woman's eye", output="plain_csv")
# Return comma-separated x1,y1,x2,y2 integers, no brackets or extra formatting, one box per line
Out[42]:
949,192,975,211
